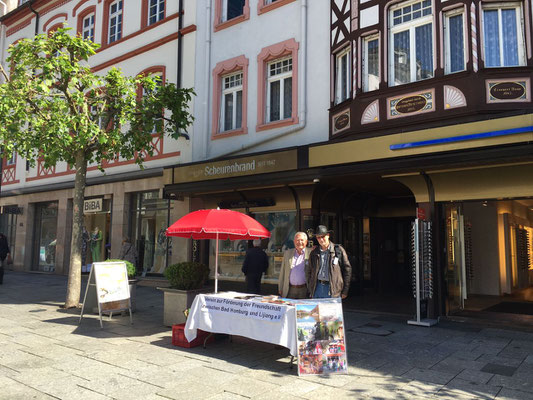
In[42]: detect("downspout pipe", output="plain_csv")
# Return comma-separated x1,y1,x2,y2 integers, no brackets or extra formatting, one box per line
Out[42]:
0,0,6,84
203,0,212,159
177,0,183,88
218,0,308,158
28,1,39,36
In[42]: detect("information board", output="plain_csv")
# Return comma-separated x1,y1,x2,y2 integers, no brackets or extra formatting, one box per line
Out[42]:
294,298,348,376
79,261,132,328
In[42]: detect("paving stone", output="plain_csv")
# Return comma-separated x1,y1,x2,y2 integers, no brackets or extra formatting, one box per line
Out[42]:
480,363,518,377
438,377,503,399
496,388,533,400
431,356,487,374
218,376,279,398
456,368,495,384
402,367,456,385
477,355,523,368
303,385,361,400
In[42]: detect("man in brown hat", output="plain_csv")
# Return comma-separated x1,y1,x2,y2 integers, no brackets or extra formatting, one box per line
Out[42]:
306,225,352,299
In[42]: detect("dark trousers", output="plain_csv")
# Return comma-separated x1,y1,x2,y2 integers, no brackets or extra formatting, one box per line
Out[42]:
245,274,262,294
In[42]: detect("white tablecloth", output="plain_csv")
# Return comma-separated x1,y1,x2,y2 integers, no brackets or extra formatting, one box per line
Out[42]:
184,292,298,356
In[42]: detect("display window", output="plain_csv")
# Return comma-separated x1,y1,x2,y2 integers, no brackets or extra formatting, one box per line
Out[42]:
33,202,58,272
214,211,297,282
82,198,112,272
130,191,171,275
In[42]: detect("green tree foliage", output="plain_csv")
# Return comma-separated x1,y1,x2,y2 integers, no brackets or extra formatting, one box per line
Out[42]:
0,28,194,307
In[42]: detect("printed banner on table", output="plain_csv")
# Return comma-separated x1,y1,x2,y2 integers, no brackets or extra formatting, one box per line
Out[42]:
202,295,286,322
295,298,348,376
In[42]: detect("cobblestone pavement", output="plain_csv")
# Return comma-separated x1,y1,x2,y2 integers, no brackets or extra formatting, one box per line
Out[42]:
2,271,533,399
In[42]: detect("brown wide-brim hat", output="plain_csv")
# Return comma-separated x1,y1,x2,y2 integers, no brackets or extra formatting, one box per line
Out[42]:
314,225,333,237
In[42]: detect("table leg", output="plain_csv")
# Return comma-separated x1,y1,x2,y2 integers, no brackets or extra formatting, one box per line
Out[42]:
203,333,213,349
290,355,294,369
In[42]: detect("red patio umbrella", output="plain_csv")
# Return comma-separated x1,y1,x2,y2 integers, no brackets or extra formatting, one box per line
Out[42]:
166,208,271,293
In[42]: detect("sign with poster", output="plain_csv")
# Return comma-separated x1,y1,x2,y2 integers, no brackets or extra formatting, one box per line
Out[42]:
79,261,132,328
295,298,348,376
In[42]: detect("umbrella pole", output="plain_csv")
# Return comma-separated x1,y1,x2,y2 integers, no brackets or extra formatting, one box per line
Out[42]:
215,232,219,294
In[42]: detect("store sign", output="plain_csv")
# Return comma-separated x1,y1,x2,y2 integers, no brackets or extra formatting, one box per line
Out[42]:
487,79,529,103
173,150,298,183
388,89,434,119
84,198,103,214
332,109,350,135
0,206,22,215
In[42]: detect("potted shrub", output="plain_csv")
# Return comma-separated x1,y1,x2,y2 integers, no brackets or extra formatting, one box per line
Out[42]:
159,262,210,326
107,259,138,312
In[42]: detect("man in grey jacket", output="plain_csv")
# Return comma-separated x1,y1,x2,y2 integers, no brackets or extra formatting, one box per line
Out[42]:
306,225,352,299
278,232,312,298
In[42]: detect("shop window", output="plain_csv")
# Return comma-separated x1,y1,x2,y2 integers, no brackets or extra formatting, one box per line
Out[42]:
388,0,434,86
482,3,526,67
362,35,380,92
335,46,350,104
130,191,170,275
444,9,466,74
214,0,250,32
212,55,248,138
257,39,299,131
213,211,296,281
33,202,58,273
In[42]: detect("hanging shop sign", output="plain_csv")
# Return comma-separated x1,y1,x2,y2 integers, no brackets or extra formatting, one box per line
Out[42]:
388,89,435,119
172,150,298,184
486,79,530,103
83,198,103,214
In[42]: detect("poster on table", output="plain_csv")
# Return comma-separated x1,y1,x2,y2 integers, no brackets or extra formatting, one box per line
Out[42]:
295,298,348,376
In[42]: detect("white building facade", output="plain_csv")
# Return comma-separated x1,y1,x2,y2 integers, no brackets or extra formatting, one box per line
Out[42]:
0,0,196,276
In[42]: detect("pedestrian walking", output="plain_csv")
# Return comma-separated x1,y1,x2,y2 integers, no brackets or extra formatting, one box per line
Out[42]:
0,233,11,284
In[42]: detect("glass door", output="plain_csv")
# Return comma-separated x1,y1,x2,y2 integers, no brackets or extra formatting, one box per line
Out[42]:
445,204,467,313
33,202,58,272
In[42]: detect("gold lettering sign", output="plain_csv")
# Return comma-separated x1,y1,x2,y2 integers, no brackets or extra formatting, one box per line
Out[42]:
395,95,427,114
173,150,298,183
490,82,525,100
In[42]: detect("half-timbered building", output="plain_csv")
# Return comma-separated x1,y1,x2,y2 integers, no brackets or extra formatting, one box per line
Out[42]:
321,0,533,317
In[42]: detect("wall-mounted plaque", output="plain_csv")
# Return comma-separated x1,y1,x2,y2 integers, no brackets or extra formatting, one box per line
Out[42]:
388,89,434,119
486,78,530,103
332,109,350,135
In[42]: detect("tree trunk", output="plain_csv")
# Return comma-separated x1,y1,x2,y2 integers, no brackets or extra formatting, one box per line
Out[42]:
64,151,88,308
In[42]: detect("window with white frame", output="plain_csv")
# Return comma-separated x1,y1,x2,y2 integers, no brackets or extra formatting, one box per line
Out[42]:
222,0,246,22
82,13,95,42
6,152,16,166
362,36,380,92
265,0,279,4
444,9,466,74
266,57,292,122
148,0,165,25
220,72,243,132
482,3,525,67
142,76,163,133
389,0,433,86
108,0,123,44
335,47,350,104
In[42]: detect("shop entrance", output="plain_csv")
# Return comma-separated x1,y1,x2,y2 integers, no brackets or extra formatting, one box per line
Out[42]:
33,202,58,272
444,200,533,319
315,174,417,315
